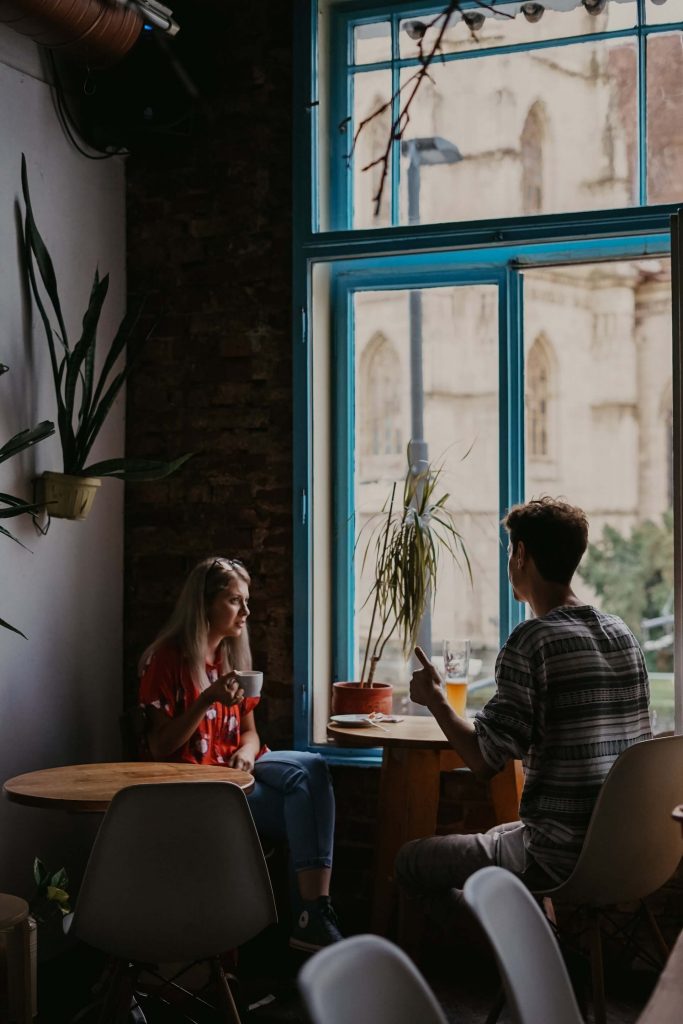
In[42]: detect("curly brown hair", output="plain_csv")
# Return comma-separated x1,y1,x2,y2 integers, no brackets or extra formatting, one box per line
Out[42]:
502,497,589,585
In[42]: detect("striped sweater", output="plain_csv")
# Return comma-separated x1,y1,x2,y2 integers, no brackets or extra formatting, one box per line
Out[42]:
474,605,651,882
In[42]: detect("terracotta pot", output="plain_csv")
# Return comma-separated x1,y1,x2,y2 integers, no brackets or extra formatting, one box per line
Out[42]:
331,681,393,717
38,471,101,520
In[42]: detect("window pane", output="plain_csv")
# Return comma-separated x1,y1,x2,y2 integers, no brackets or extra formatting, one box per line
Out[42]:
647,33,683,206
393,39,637,224
354,284,500,715
352,70,392,228
646,0,683,24
354,20,391,65
524,259,674,734
399,0,637,59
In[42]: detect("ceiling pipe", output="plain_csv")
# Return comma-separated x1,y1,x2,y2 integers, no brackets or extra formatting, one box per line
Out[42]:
0,0,143,66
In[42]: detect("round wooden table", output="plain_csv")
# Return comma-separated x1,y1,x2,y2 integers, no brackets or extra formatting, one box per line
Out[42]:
327,717,523,935
3,762,254,813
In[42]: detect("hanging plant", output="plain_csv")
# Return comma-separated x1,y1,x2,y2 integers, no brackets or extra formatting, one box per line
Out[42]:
20,155,192,519
0,362,55,635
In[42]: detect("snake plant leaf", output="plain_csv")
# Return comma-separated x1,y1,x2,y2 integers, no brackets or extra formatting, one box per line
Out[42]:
0,502,43,519
23,214,70,449
0,421,55,465
0,523,29,547
21,155,69,349
81,453,194,481
65,270,109,431
21,157,190,484
88,302,145,418
0,615,26,639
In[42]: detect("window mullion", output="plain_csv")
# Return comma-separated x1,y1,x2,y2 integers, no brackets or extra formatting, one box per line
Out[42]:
500,266,526,642
638,0,648,206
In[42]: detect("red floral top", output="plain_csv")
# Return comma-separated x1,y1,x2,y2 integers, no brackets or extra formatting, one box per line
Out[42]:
139,644,264,765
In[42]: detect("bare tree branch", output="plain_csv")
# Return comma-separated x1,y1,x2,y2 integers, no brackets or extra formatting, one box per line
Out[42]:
342,0,515,218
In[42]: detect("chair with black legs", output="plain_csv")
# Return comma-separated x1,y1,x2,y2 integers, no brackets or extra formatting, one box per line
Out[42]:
69,781,277,1024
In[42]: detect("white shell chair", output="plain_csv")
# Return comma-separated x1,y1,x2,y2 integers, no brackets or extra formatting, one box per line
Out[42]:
467,736,683,1024
464,867,583,1024
69,781,277,1024
531,735,683,1024
298,933,449,1024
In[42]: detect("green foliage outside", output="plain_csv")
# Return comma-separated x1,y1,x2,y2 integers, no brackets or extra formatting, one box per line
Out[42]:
578,511,673,672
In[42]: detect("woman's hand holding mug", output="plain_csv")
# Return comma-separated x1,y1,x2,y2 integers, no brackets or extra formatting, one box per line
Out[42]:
205,672,244,707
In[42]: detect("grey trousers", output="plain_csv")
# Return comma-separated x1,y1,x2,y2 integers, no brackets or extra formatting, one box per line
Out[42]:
395,821,552,929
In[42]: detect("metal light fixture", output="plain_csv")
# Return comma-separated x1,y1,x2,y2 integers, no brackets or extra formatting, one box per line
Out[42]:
582,0,608,14
404,19,428,40
521,3,545,22
463,10,486,31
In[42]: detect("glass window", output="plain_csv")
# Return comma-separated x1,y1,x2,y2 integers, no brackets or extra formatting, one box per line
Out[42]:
646,0,683,25
524,259,675,733
352,70,393,228
297,4,682,752
399,1,638,58
333,1,683,230
389,39,639,225
647,33,683,205
352,284,500,715
354,20,391,64
526,333,554,458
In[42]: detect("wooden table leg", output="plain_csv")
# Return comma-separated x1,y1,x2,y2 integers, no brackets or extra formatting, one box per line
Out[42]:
371,746,442,935
489,759,524,825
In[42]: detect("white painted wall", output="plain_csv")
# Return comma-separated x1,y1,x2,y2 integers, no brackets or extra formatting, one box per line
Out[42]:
0,28,126,911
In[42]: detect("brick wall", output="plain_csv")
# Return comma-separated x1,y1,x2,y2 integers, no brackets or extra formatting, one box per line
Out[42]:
124,0,295,746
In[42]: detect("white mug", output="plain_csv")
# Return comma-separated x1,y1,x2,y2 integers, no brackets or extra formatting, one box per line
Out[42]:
235,670,263,698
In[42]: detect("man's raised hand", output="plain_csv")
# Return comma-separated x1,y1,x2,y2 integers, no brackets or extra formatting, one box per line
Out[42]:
410,646,445,710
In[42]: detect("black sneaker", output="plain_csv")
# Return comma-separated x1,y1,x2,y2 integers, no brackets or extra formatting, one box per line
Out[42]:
289,897,343,952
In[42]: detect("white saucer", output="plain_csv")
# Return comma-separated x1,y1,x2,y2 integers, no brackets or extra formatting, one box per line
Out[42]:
329,714,376,728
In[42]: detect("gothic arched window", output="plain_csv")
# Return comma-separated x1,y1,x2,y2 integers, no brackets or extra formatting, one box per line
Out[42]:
521,102,546,215
526,334,554,459
361,333,402,456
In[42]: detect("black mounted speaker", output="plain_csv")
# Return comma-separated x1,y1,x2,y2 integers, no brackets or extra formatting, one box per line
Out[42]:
70,0,229,152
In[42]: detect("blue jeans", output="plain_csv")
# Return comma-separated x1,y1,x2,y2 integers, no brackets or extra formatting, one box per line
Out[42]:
247,750,335,873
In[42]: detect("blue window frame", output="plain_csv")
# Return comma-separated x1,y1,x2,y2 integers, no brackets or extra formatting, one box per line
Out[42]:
292,0,682,757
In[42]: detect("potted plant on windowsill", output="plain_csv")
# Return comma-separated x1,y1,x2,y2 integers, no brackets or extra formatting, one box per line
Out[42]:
331,449,471,717
20,155,192,521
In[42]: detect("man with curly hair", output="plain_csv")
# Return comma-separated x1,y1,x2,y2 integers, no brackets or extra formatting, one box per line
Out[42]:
396,497,651,918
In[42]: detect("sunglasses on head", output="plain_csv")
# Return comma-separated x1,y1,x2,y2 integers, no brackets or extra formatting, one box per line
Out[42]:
209,557,246,573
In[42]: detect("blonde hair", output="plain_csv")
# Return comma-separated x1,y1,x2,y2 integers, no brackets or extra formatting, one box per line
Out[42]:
138,557,253,691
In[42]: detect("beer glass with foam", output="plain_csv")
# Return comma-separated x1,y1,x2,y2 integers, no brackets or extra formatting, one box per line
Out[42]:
442,638,470,716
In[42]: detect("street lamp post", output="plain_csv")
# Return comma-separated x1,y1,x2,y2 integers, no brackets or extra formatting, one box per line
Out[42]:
401,136,463,660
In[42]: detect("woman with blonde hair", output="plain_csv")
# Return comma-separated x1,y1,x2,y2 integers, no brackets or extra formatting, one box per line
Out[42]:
139,556,341,951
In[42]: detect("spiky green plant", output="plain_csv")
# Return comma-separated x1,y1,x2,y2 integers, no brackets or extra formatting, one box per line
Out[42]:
20,155,191,481
359,453,471,686
1,362,55,636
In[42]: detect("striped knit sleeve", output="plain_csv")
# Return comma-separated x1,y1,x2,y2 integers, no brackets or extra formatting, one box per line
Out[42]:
473,640,536,772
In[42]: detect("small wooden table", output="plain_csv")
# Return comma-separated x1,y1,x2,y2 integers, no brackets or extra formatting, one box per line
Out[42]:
327,717,523,934
3,762,254,813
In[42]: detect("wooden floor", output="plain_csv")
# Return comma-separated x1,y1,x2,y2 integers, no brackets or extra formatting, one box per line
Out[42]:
36,930,657,1023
